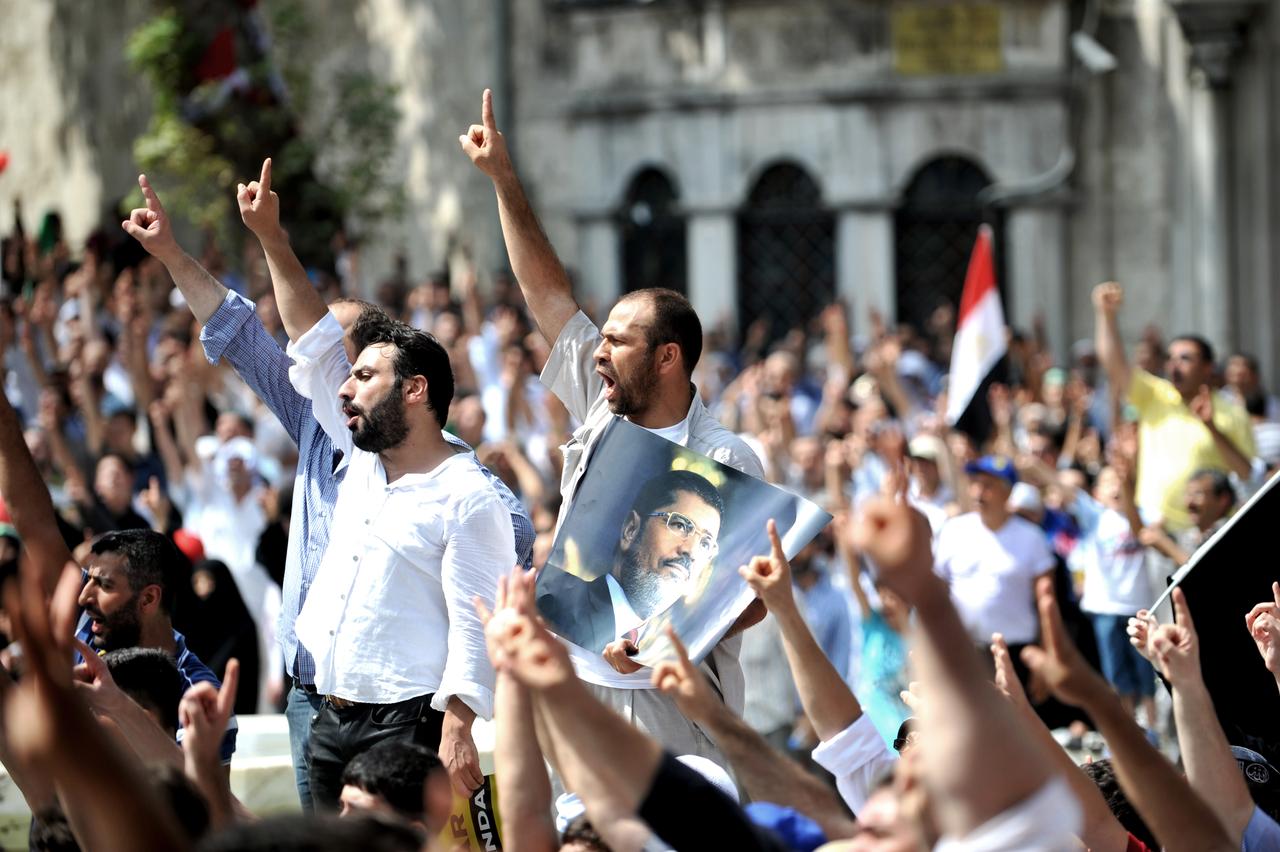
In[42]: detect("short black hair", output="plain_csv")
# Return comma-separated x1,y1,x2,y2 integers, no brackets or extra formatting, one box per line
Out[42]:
341,741,443,822
1170,334,1215,365
349,311,454,428
1230,351,1261,375
561,815,612,851
89,529,184,614
1081,759,1157,849
104,647,183,734
621,288,703,378
1189,468,1236,509
629,469,724,519
198,813,421,852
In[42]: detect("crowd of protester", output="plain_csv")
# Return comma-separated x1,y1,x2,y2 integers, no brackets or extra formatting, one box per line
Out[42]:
0,88,1277,851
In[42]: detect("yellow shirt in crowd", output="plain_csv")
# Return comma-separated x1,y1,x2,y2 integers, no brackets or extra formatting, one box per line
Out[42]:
1129,368,1255,531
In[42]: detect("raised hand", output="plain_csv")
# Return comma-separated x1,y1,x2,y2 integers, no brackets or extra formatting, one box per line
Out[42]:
1020,576,1108,708
991,632,1031,712
2,560,87,768
71,639,131,719
179,659,239,770
474,565,539,671
1189,385,1215,427
1126,608,1160,662
120,175,180,262
651,627,721,726
1092,282,1124,316
1149,588,1201,687
1246,581,1280,675
236,158,282,240
738,519,796,614
849,497,937,604
459,89,514,183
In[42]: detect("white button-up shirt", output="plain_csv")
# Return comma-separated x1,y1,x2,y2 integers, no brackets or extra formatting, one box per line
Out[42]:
287,313,514,717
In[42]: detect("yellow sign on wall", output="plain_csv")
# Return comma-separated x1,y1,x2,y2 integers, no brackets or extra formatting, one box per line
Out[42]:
892,4,1003,76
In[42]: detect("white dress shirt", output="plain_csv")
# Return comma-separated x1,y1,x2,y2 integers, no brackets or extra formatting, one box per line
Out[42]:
287,312,515,717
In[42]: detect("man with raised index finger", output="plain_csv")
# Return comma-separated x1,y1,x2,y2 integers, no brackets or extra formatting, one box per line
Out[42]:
461,88,765,765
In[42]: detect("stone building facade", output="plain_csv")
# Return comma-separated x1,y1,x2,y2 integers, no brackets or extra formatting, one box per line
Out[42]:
1,0,1277,379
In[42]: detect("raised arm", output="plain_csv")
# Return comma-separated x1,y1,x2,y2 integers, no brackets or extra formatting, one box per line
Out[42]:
1022,580,1234,852
1093,282,1131,401
741,520,865,742
0,385,74,591
990,634,1130,852
460,90,579,345
236,158,328,342
121,174,229,325
477,568,559,852
653,628,857,839
1188,386,1253,479
1155,589,1257,845
852,498,1064,841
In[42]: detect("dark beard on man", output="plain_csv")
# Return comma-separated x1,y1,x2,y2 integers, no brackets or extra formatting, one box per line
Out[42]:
351,382,411,453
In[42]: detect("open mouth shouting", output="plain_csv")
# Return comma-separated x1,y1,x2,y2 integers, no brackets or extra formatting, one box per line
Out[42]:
597,368,619,402
342,403,362,431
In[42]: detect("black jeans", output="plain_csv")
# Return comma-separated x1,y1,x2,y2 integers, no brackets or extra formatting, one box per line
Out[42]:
307,693,444,812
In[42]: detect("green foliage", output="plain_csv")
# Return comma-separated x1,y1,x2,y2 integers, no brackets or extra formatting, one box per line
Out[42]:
124,0,402,267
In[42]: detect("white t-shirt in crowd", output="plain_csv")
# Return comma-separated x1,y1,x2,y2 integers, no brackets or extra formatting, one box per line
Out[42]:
1071,493,1154,616
934,512,1055,645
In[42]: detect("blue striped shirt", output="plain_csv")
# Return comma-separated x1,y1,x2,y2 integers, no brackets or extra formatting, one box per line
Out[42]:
200,292,534,685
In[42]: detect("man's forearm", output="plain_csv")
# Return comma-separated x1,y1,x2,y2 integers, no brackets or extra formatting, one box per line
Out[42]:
157,251,229,326
491,174,578,344
1094,309,1130,396
1082,683,1233,852
1171,679,1256,842
494,673,558,852
909,585,1052,838
532,675,663,825
256,229,327,342
772,600,863,741
701,703,856,839
1205,425,1253,479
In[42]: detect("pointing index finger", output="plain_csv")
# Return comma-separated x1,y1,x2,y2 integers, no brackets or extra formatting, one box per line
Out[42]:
259,158,272,195
482,88,495,132
766,519,784,558
138,174,163,213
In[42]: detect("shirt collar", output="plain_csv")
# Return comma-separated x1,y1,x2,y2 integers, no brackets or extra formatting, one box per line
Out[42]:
605,574,644,638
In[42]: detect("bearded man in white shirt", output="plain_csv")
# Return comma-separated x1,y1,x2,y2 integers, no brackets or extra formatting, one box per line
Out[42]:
287,308,516,811
461,89,765,767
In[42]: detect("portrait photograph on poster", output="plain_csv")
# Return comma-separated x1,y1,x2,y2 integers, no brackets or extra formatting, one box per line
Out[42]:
536,418,832,667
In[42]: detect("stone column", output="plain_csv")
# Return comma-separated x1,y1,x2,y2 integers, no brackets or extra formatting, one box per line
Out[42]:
577,216,621,313
686,209,737,334
1168,0,1266,347
1006,204,1069,358
836,207,896,340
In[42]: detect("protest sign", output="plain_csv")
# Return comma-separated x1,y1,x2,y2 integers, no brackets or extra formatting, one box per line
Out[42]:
536,418,831,667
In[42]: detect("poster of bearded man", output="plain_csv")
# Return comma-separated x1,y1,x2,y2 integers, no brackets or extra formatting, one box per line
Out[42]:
536,418,831,667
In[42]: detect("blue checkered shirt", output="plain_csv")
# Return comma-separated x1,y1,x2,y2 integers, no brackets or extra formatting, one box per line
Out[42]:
200,292,534,686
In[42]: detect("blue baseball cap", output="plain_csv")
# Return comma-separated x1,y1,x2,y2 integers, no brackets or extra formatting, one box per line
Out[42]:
745,802,826,852
964,455,1019,486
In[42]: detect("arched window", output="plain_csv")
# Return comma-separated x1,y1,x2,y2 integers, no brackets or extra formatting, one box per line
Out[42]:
894,156,1005,333
620,168,687,295
737,162,835,342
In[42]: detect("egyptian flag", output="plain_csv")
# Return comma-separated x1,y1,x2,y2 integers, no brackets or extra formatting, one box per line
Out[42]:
945,225,1007,442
